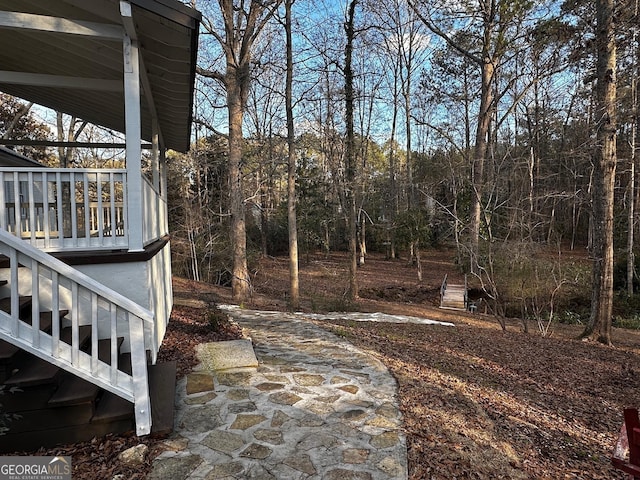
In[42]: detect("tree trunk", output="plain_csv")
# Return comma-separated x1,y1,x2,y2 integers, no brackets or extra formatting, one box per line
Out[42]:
358,214,366,265
404,85,413,210
285,0,299,309
628,0,639,297
583,0,617,345
227,70,251,302
470,54,494,273
345,0,359,300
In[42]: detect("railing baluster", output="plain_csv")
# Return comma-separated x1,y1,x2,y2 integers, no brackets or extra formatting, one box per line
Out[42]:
96,172,103,240
55,172,63,245
109,173,116,241
9,248,18,337
31,259,40,347
42,173,51,248
27,172,35,242
110,304,118,384
69,172,78,246
51,271,60,358
83,173,90,241
71,282,79,366
12,172,20,237
91,292,98,375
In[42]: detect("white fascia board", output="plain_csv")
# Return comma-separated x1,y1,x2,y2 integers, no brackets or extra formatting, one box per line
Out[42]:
0,71,123,91
0,11,123,40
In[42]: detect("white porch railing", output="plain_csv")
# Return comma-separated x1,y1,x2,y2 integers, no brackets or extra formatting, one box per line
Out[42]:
0,168,135,251
0,228,155,435
142,176,167,246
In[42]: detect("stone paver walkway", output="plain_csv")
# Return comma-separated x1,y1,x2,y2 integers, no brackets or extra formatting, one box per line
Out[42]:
149,307,409,480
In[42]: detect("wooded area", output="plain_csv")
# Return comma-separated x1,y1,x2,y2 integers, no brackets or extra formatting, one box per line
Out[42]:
161,0,638,344
1,0,639,342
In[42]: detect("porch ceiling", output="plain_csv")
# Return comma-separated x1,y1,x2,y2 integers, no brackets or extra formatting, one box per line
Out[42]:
0,0,201,152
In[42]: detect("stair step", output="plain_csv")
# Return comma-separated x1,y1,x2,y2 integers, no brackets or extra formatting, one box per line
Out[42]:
0,310,69,362
92,391,133,424
0,314,85,385
96,337,124,365
48,372,101,407
4,355,61,388
149,361,177,435
0,401,94,435
60,325,91,349
0,340,20,362
0,383,58,412
117,352,132,375
38,309,69,329
0,296,32,319
0,417,135,452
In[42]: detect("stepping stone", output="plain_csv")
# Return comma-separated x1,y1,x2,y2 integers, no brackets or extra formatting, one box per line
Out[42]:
148,455,202,480
230,414,266,430
196,339,258,372
202,430,245,454
283,455,316,475
186,372,214,394
240,443,272,460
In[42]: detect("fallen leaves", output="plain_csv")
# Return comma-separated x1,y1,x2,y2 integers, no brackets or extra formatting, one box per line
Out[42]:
318,318,633,479
6,297,243,479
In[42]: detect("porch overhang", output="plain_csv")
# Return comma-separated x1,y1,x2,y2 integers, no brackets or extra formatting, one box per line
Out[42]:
0,0,201,153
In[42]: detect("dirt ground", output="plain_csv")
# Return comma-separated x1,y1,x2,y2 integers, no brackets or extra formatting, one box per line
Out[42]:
23,247,640,479
206,248,639,480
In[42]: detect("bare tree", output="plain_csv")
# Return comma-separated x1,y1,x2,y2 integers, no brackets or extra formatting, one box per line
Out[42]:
1,100,33,140
285,0,300,308
627,0,639,296
198,0,282,302
409,0,539,272
344,0,359,300
582,0,617,345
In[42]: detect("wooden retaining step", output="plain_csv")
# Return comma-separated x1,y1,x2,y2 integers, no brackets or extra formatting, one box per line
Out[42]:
1,401,95,435
1,382,59,413
0,418,136,453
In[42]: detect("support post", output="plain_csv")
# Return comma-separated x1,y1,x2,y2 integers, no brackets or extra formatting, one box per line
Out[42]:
122,27,144,251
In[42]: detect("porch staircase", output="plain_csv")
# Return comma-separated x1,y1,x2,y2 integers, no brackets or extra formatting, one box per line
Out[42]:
0,291,175,452
0,230,176,452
